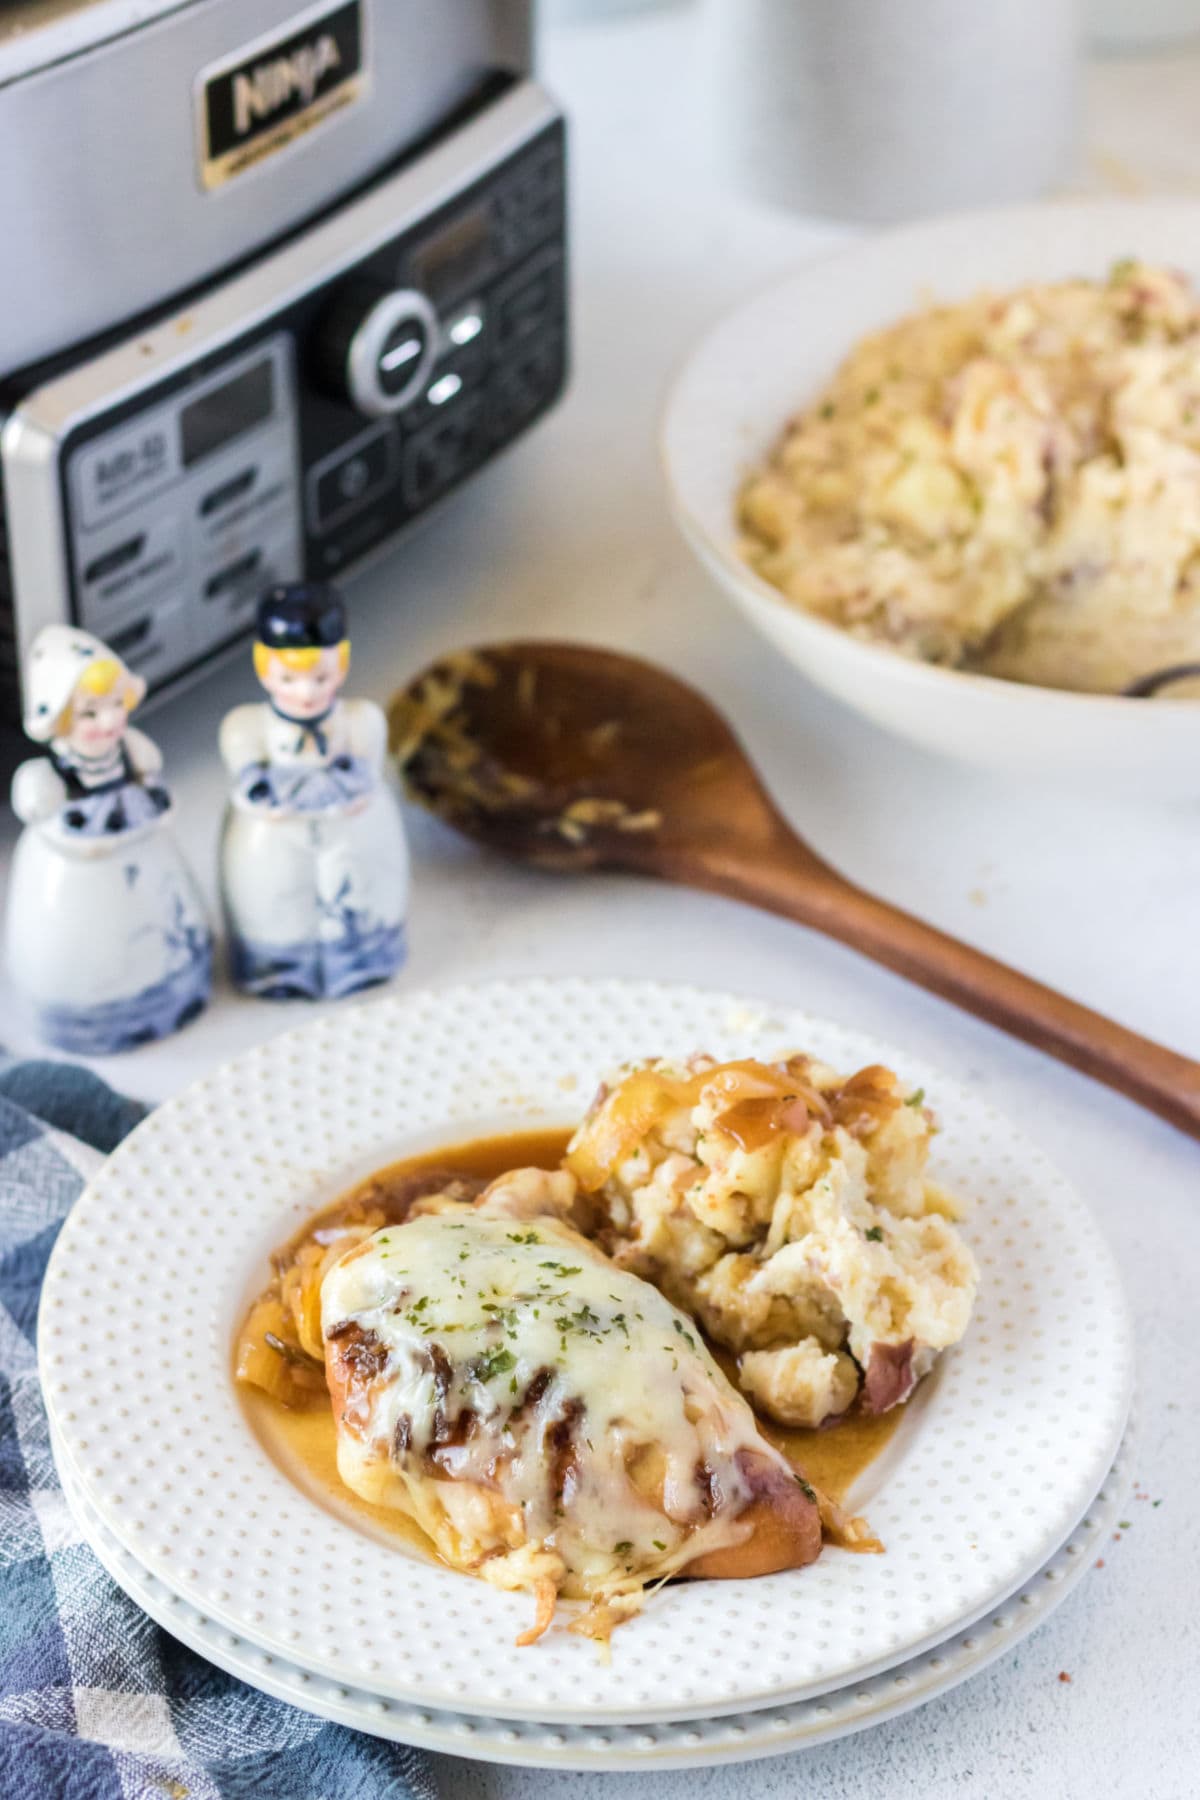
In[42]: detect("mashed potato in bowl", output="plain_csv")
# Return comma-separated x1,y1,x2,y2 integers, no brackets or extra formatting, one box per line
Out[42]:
738,260,1200,693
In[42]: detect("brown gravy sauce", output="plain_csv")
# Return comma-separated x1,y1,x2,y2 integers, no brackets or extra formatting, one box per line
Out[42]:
241,1129,901,1554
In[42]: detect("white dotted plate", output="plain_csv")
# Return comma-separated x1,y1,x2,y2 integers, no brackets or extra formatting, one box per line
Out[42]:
39,979,1133,1724
53,1420,1133,1770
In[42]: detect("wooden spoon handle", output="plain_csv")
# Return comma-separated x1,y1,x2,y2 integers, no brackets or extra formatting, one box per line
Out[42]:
687,837,1200,1139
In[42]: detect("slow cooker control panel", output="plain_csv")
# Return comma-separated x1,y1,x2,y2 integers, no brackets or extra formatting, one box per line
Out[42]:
9,98,567,703
57,337,304,685
298,122,567,586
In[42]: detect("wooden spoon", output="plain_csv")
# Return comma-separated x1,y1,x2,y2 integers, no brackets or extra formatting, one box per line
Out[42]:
389,641,1200,1139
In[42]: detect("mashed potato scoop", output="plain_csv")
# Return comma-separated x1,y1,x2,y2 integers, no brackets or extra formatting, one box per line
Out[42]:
567,1054,978,1430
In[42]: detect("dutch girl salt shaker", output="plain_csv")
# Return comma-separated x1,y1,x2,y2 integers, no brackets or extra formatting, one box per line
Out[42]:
5,626,213,1053
218,582,410,999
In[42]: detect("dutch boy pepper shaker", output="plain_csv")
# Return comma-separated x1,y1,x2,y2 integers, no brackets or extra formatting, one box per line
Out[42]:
5,625,213,1052
218,581,410,999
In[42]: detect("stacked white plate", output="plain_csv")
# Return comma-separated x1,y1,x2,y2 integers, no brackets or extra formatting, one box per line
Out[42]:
41,979,1135,1771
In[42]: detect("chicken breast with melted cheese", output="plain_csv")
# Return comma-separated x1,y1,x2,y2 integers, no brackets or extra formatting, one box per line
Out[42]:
320,1169,822,1643
566,1055,978,1430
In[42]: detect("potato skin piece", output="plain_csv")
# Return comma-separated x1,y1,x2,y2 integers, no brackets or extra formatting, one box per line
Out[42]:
681,1450,821,1578
861,1339,917,1414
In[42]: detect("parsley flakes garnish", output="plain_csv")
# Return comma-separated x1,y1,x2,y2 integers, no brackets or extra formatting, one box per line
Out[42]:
472,1347,516,1383
865,1226,883,1242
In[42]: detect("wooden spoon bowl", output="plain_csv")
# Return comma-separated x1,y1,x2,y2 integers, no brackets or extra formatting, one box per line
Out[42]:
390,641,1200,1139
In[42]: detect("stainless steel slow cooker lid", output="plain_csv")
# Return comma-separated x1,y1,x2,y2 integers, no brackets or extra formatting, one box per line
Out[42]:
0,1,196,86
0,0,532,373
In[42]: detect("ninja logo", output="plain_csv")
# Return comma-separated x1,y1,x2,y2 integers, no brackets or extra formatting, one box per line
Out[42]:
200,2,362,182
231,33,342,137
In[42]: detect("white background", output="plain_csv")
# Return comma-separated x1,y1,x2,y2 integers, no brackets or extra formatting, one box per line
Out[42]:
3,9,1198,1797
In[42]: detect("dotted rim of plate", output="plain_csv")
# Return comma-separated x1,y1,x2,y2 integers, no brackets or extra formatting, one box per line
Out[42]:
53,1420,1134,1772
39,979,1135,1723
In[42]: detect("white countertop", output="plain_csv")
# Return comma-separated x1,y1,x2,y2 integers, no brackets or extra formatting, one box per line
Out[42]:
3,9,1198,1798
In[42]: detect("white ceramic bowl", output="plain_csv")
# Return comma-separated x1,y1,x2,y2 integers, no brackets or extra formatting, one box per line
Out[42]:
661,201,1200,783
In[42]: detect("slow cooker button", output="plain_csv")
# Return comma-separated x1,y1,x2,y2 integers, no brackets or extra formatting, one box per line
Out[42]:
376,318,430,399
313,281,440,418
313,429,393,527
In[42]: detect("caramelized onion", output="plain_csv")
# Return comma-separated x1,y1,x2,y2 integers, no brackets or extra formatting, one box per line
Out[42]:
514,1577,559,1647
713,1094,812,1152
782,1059,836,1125
566,1068,703,1190
567,1059,833,1188
828,1064,901,1137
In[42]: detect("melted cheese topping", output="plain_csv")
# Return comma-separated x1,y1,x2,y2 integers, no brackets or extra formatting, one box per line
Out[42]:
320,1200,781,1603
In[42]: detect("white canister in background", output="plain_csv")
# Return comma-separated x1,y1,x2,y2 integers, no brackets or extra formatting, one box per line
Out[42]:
710,0,1082,223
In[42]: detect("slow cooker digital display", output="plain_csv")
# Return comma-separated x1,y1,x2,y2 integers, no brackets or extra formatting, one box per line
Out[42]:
409,204,491,306
180,358,276,467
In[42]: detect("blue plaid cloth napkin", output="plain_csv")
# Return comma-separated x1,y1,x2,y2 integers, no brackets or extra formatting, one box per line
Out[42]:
0,1054,438,1800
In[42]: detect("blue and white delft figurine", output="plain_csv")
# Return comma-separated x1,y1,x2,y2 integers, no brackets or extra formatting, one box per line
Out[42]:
5,625,213,1053
218,582,410,999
